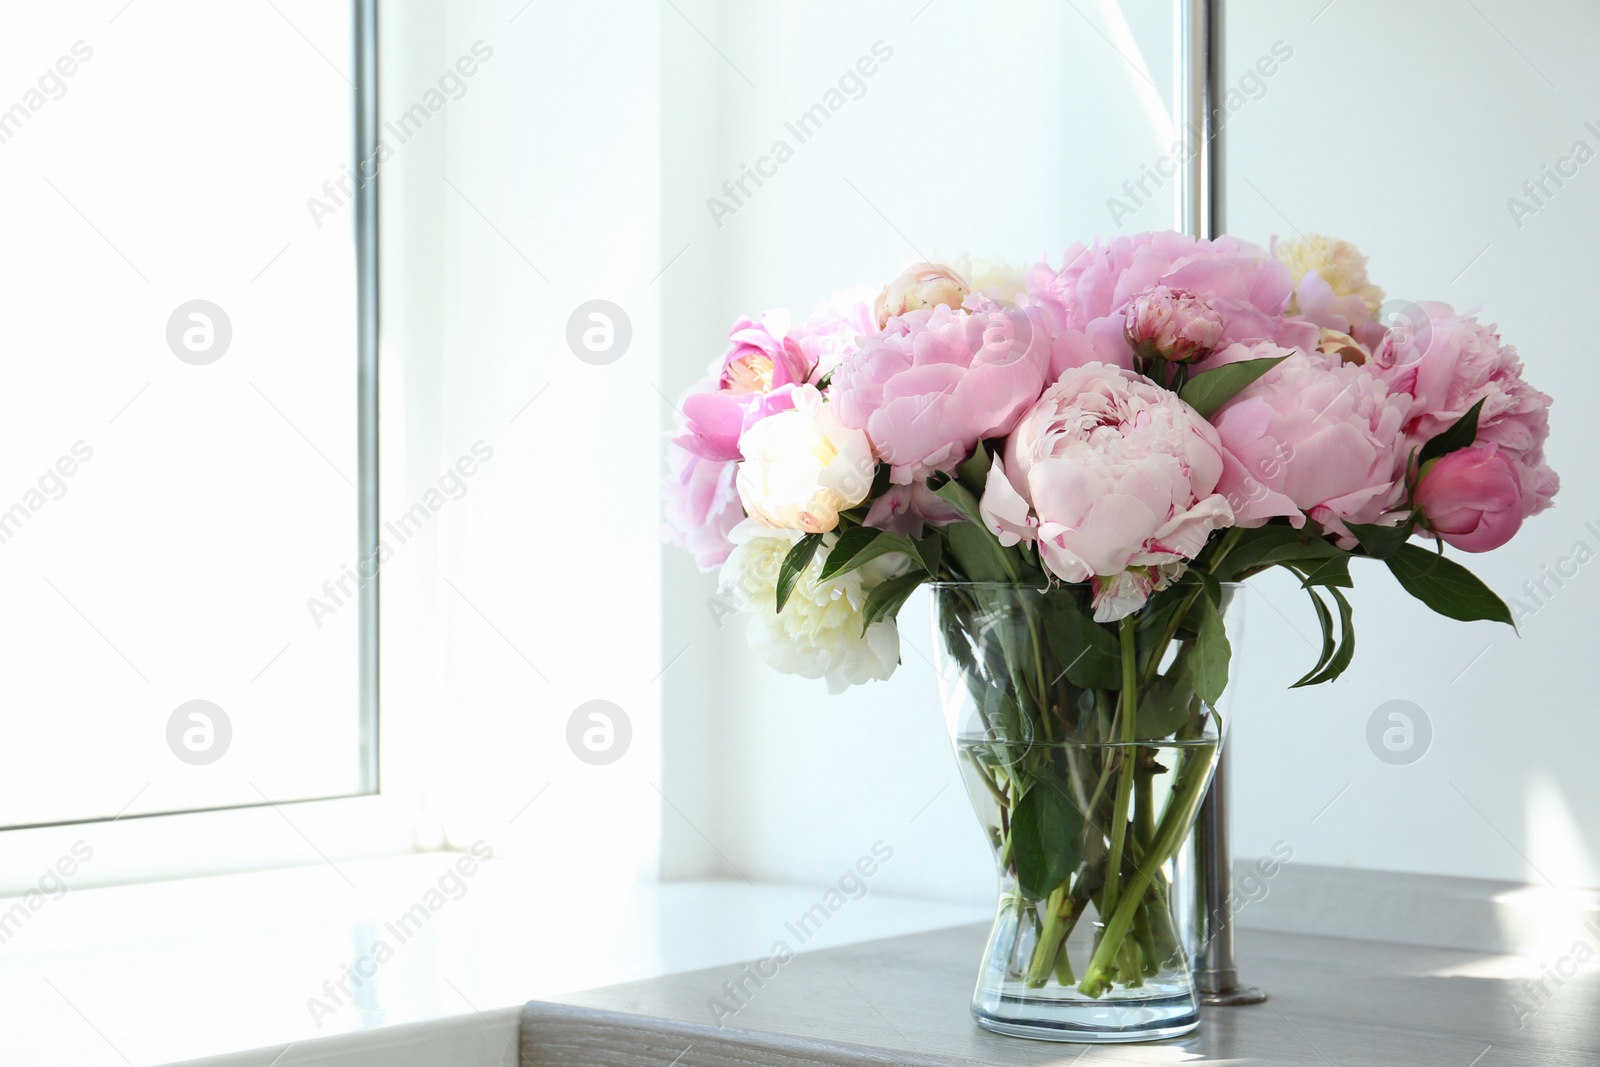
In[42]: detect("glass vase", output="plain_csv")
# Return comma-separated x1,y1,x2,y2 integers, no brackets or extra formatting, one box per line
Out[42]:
930,582,1234,1043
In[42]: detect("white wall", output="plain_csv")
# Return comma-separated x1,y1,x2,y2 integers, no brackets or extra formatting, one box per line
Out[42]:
657,0,1600,899
1222,0,1600,887
657,0,1178,899
386,0,666,885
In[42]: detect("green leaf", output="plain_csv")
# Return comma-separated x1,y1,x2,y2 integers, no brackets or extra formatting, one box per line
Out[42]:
1220,523,1344,577
916,531,943,576
1042,595,1122,690
775,534,823,614
956,442,993,496
1345,518,1416,561
818,526,920,581
1137,668,1197,740
1009,778,1084,900
862,572,926,630
1298,554,1353,588
1417,397,1486,468
869,462,892,500
933,478,1027,582
931,477,985,525
944,520,1012,582
1318,587,1357,684
1295,585,1356,687
979,687,1032,746
1385,543,1514,625
1291,585,1337,687
1187,593,1231,707
1178,355,1290,418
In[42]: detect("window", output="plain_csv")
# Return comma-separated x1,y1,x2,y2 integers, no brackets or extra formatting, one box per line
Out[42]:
0,1,377,833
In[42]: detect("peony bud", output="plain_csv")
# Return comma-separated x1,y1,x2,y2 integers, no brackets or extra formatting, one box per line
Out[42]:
1414,446,1524,553
1124,286,1225,363
874,263,970,328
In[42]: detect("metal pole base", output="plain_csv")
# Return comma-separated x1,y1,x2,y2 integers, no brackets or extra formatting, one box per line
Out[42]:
1197,978,1269,1006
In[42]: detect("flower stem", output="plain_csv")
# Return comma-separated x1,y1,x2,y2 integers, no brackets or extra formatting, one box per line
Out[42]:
1097,617,1141,926
1078,749,1213,997
1024,882,1074,987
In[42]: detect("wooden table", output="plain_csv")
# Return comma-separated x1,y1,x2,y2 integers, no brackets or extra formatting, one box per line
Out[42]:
519,923,1600,1066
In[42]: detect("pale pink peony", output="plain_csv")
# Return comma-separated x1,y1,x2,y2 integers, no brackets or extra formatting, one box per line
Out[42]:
874,262,970,328
1414,446,1524,553
829,301,1057,484
1090,563,1187,625
1370,304,1557,517
677,311,813,462
862,482,963,540
1025,232,1318,369
978,362,1234,621
663,445,744,569
792,286,878,384
1209,344,1409,543
1124,286,1225,363
1290,268,1378,335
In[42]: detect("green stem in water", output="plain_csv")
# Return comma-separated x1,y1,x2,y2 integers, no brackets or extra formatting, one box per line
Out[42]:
1118,937,1144,988
1024,882,1074,987
1098,617,1141,925
1135,750,1156,851
1078,749,1213,997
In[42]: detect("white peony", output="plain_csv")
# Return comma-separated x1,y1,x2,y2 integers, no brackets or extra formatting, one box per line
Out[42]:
735,385,875,534
720,520,903,694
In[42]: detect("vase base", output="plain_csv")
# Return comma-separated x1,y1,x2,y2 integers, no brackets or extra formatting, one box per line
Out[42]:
972,993,1200,1044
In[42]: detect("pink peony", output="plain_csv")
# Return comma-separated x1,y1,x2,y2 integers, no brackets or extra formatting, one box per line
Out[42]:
1290,268,1377,335
1209,345,1409,543
663,445,744,569
1025,232,1318,369
1414,446,1524,553
829,301,1056,484
676,311,813,462
862,482,963,540
1124,286,1225,363
792,286,878,383
1371,304,1557,517
978,362,1234,621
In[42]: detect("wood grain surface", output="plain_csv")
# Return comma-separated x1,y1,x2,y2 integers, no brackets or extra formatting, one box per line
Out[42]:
519,923,1600,1066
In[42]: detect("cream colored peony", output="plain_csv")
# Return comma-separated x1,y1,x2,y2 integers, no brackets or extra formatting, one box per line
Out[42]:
944,253,1027,306
735,386,874,533
1274,234,1385,318
874,262,971,328
720,521,903,693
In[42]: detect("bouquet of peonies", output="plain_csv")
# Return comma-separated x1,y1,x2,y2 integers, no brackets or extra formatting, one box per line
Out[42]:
663,232,1557,1014
667,233,1555,689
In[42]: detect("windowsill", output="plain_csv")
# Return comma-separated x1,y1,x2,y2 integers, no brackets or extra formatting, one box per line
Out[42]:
0,853,989,1066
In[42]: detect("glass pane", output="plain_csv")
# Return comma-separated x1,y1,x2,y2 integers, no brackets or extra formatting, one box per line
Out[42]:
0,1,363,826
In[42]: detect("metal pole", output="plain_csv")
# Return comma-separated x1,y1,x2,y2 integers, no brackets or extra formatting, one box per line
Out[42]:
1178,0,1267,1007
1177,0,1220,239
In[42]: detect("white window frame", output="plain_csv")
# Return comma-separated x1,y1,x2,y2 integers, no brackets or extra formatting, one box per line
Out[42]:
0,0,453,895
